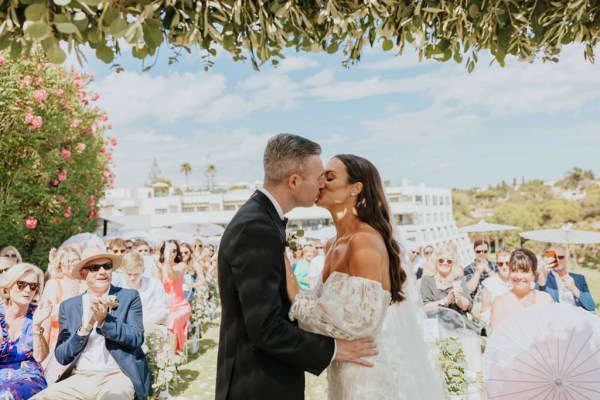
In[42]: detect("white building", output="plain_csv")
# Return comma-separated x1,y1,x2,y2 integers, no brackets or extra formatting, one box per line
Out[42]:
100,183,474,265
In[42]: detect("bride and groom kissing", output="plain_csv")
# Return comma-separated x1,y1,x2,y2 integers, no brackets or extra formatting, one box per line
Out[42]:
216,134,444,400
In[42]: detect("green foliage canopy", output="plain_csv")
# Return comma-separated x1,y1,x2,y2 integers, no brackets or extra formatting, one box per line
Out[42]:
0,52,115,266
1,0,599,69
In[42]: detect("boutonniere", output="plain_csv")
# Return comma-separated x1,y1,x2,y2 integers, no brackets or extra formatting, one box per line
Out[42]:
285,229,304,251
106,295,119,314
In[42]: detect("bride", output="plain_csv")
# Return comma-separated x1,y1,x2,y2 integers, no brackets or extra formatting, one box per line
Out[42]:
285,154,445,399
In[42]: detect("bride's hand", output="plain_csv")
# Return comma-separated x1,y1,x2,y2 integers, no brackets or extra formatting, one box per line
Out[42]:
284,253,300,303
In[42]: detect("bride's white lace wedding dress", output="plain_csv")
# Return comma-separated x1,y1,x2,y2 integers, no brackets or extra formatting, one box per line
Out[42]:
289,271,444,400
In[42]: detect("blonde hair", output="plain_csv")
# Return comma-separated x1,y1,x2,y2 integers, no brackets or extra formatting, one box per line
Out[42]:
0,257,14,271
0,246,22,263
121,252,144,273
49,247,81,279
425,244,462,280
0,263,45,303
496,247,514,260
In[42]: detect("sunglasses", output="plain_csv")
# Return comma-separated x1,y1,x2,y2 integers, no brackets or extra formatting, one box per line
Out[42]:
497,262,509,267
82,262,113,272
438,259,454,266
424,251,433,255
556,255,566,260
475,250,488,254
111,249,126,254
16,281,40,291
411,251,420,255
6,253,17,259
126,246,133,250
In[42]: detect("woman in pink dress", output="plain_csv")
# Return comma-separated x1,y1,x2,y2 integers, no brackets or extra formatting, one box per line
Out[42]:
157,240,191,351
489,248,554,334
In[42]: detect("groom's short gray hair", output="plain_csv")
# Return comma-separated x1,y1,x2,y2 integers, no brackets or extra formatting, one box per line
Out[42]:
263,134,321,186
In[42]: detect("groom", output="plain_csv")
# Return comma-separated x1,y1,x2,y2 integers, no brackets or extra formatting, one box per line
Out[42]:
217,134,377,400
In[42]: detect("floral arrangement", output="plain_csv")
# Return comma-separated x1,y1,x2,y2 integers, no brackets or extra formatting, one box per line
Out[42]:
436,337,469,395
189,281,220,337
145,332,185,397
0,51,115,266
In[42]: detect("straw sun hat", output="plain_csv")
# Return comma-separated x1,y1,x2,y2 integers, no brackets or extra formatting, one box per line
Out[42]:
72,245,122,280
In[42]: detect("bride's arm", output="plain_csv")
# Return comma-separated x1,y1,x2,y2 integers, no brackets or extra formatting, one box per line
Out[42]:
289,233,389,339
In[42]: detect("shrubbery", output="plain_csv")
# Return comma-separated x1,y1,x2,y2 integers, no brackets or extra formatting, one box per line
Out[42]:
0,51,115,267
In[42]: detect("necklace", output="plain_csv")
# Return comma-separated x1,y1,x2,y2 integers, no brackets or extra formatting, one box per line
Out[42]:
434,274,454,290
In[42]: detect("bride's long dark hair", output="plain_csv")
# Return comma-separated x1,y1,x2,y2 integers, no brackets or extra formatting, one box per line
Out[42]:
335,154,406,303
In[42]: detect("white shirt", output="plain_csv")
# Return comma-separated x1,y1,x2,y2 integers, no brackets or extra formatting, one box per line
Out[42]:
122,276,169,326
76,290,120,372
259,188,285,221
551,271,576,306
309,254,325,279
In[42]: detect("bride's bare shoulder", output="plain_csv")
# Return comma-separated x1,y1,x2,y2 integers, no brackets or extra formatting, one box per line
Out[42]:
346,227,387,281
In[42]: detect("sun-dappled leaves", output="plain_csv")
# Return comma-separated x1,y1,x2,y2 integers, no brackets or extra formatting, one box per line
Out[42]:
0,0,598,70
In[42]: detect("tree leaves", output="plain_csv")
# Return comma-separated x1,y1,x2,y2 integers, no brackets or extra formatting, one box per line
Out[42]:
1,0,598,70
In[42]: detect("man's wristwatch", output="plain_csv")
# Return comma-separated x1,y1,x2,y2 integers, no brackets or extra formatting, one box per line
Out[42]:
33,326,44,335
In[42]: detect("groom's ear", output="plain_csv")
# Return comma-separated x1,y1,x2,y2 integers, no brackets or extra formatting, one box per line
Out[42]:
287,173,301,190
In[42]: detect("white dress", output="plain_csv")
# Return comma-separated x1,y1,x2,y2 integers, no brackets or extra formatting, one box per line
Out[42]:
289,271,444,400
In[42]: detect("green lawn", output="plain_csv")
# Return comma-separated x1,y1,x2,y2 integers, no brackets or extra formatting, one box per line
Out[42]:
169,325,327,400
570,264,600,313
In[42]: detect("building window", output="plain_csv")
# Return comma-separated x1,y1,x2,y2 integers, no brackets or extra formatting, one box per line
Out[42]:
224,204,236,211
415,195,423,205
197,206,209,212
389,196,400,203
182,206,195,213
433,196,438,206
155,208,167,214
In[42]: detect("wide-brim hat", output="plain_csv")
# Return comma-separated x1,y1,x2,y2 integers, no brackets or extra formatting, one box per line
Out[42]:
73,245,122,280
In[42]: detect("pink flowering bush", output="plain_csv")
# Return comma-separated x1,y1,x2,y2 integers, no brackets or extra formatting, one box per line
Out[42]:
0,52,116,266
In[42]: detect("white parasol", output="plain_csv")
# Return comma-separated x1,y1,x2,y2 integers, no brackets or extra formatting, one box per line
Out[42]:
171,222,225,237
520,224,600,245
458,219,519,233
60,233,105,250
303,226,336,241
484,303,600,399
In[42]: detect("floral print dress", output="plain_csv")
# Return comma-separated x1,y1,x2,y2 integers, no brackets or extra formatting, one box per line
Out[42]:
0,304,47,400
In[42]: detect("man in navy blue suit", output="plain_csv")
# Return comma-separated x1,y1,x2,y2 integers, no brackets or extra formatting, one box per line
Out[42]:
538,246,596,312
32,246,151,400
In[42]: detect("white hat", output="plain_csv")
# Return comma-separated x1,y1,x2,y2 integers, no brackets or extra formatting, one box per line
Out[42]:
73,245,122,280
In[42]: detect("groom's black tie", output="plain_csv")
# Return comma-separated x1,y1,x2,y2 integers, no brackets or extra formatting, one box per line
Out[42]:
282,217,288,228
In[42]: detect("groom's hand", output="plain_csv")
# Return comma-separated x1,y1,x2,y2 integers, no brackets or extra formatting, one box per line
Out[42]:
334,337,377,367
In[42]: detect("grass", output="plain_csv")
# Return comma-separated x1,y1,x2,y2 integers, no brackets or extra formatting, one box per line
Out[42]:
168,324,327,400
570,263,600,313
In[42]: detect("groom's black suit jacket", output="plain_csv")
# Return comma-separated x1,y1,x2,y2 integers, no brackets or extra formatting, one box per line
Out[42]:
216,190,335,400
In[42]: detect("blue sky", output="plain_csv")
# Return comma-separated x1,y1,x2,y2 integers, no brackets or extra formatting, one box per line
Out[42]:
73,43,599,190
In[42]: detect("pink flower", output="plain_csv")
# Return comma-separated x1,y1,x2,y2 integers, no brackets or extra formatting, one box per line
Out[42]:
99,146,105,153
34,77,44,86
70,119,81,128
87,211,94,220
64,206,72,218
74,80,84,89
77,91,86,100
29,116,42,129
111,137,118,147
107,124,112,130
0,56,5,66
77,143,86,151
25,216,38,229
55,195,65,203
91,93,99,101
85,72,95,79
61,148,71,159
52,179,59,186
58,170,67,182
25,113,34,124
56,89,65,97
23,75,32,87
33,89,47,103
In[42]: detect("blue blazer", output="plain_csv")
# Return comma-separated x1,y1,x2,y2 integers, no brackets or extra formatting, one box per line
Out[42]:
55,285,151,400
539,272,596,312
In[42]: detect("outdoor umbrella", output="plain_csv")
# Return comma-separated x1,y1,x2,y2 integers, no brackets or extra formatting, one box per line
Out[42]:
60,233,104,250
458,219,519,233
148,227,194,244
483,303,600,399
303,226,336,241
171,222,225,237
520,224,600,244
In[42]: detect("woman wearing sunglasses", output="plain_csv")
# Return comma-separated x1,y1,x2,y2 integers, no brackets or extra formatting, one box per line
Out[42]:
489,248,554,335
0,263,52,399
0,246,22,264
479,247,513,331
420,244,479,331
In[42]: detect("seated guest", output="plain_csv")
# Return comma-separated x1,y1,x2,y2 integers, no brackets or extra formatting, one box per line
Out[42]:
537,246,595,312
293,244,312,289
479,247,513,330
134,240,151,256
0,256,14,275
125,240,134,253
490,248,554,334
416,245,434,280
464,240,498,295
107,239,127,287
156,241,191,352
0,246,22,264
1,263,52,399
31,246,150,400
420,244,478,332
39,246,84,384
121,253,169,331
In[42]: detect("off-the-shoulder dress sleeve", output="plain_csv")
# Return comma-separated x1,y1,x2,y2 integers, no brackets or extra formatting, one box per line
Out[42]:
289,272,391,340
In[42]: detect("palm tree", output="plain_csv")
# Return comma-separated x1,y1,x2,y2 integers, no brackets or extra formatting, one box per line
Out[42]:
207,164,216,191
181,163,192,190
